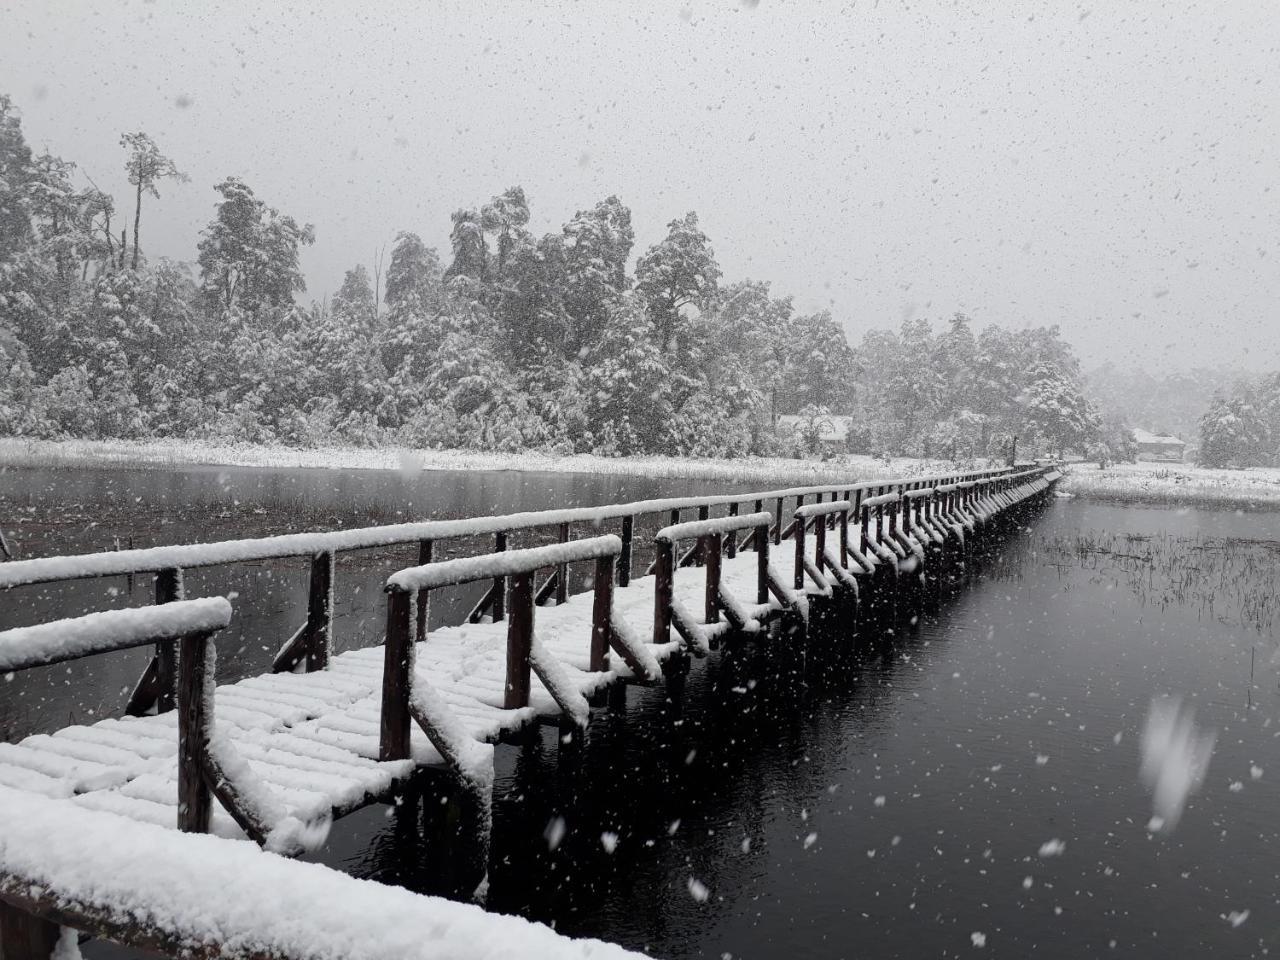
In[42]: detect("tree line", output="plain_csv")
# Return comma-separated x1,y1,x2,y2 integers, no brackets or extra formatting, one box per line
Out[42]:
0,94,1105,461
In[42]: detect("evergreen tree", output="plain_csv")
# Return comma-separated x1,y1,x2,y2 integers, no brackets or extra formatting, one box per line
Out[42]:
635,212,720,352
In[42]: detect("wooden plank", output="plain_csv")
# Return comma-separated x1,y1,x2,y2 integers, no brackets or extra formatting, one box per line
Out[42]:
176,631,213,834
590,556,614,673
0,899,60,960
756,523,770,605
379,589,414,762
503,573,534,709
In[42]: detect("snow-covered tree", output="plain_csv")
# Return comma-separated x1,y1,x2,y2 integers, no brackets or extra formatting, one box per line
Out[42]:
635,212,720,352
119,132,187,270
1199,392,1270,467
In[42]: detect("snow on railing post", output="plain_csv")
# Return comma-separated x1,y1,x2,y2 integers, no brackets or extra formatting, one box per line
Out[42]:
380,588,414,762
726,502,739,559
590,555,614,672
705,533,722,625
491,532,507,622
618,515,634,587
414,540,432,643
177,628,215,834
305,551,334,672
154,566,184,714
653,538,675,646
504,573,534,709
555,522,570,605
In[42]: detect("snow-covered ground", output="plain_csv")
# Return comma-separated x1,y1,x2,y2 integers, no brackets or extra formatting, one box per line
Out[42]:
1060,461,1280,509
0,437,969,485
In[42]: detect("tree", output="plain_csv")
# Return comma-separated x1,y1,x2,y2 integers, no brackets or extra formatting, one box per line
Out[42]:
481,186,531,280
635,212,720,352
197,177,314,321
119,132,187,270
443,209,489,287
1199,391,1269,468
331,264,377,331
1023,361,1099,458
562,195,634,352
0,95,34,265
383,231,442,312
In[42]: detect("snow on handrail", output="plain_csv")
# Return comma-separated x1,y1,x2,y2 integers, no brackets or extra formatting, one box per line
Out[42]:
0,465,1025,588
903,487,937,500
860,492,900,509
793,500,851,519
0,786,641,960
0,597,232,672
656,512,772,543
387,536,621,593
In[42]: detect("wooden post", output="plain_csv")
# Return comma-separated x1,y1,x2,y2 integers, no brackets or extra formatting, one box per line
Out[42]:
415,540,433,643
653,539,674,645
839,503,849,568
177,630,213,834
0,902,60,960
793,509,806,591
590,555,614,672
695,505,710,566
492,531,507,621
305,551,334,671
504,573,534,709
618,515,634,587
154,567,183,714
756,523,770,605
705,533,722,624
774,497,783,545
555,522,570,605
814,513,826,572
380,589,414,761
726,502,739,558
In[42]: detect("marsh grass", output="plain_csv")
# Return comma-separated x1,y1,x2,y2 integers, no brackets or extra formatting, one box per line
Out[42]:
1043,530,1280,637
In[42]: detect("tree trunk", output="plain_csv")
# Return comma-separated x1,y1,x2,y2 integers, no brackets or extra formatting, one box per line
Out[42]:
132,179,143,270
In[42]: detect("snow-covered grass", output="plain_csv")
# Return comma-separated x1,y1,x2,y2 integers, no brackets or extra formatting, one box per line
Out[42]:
0,437,973,485
1061,461,1280,509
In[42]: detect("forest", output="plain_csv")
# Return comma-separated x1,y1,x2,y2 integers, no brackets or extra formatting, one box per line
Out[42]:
1,94,1112,462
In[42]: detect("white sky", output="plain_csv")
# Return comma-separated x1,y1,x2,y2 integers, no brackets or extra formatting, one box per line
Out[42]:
3,0,1277,370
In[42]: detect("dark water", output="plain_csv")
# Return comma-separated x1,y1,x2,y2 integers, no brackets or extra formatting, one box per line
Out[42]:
5,465,1280,958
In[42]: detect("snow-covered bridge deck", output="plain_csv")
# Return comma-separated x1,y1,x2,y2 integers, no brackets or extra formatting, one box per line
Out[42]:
0,552,784,838
0,464,1061,959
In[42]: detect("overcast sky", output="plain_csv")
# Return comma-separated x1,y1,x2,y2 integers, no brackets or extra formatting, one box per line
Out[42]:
3,0,1277,370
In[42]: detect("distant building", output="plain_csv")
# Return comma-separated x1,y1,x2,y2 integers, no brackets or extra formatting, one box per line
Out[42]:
776,413,853,451
1132,428,1186,462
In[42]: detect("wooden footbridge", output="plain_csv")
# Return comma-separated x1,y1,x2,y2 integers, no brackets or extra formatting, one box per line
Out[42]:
0,463,1060,959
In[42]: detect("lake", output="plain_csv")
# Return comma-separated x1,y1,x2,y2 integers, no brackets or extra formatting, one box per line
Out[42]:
3,463,1279,959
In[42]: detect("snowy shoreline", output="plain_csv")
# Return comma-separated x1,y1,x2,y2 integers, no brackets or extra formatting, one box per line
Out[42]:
1059,462,1280,510
0,437,964,485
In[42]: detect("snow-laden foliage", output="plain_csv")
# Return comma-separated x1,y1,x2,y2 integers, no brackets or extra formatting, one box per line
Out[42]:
0,94,1110,460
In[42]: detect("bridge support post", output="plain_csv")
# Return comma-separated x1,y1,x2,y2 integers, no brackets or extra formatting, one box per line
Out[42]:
0,902,61,960
380,589,414,761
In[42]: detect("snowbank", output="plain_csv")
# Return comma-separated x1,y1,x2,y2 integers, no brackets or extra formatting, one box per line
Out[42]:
0,785,641,960
0,437,970,485
1061,462,1280,509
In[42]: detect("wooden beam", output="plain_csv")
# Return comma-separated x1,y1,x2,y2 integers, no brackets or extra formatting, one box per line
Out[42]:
414,540,433,642
176,631,213,834
379,589,414,762
305,551,333,672
618,515,633,587
153,567,183,714
503,573,534,709
590,556,614,672
0,899,60,960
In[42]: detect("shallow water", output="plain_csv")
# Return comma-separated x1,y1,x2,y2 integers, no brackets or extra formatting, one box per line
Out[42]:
5,467,1280,958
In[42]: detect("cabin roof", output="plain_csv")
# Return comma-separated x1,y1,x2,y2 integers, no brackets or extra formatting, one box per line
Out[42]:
1132,428,1185,446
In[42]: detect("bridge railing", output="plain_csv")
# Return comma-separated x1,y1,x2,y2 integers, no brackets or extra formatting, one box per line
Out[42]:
0,598,295,845
379,535,662,764
0,463,1031,716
